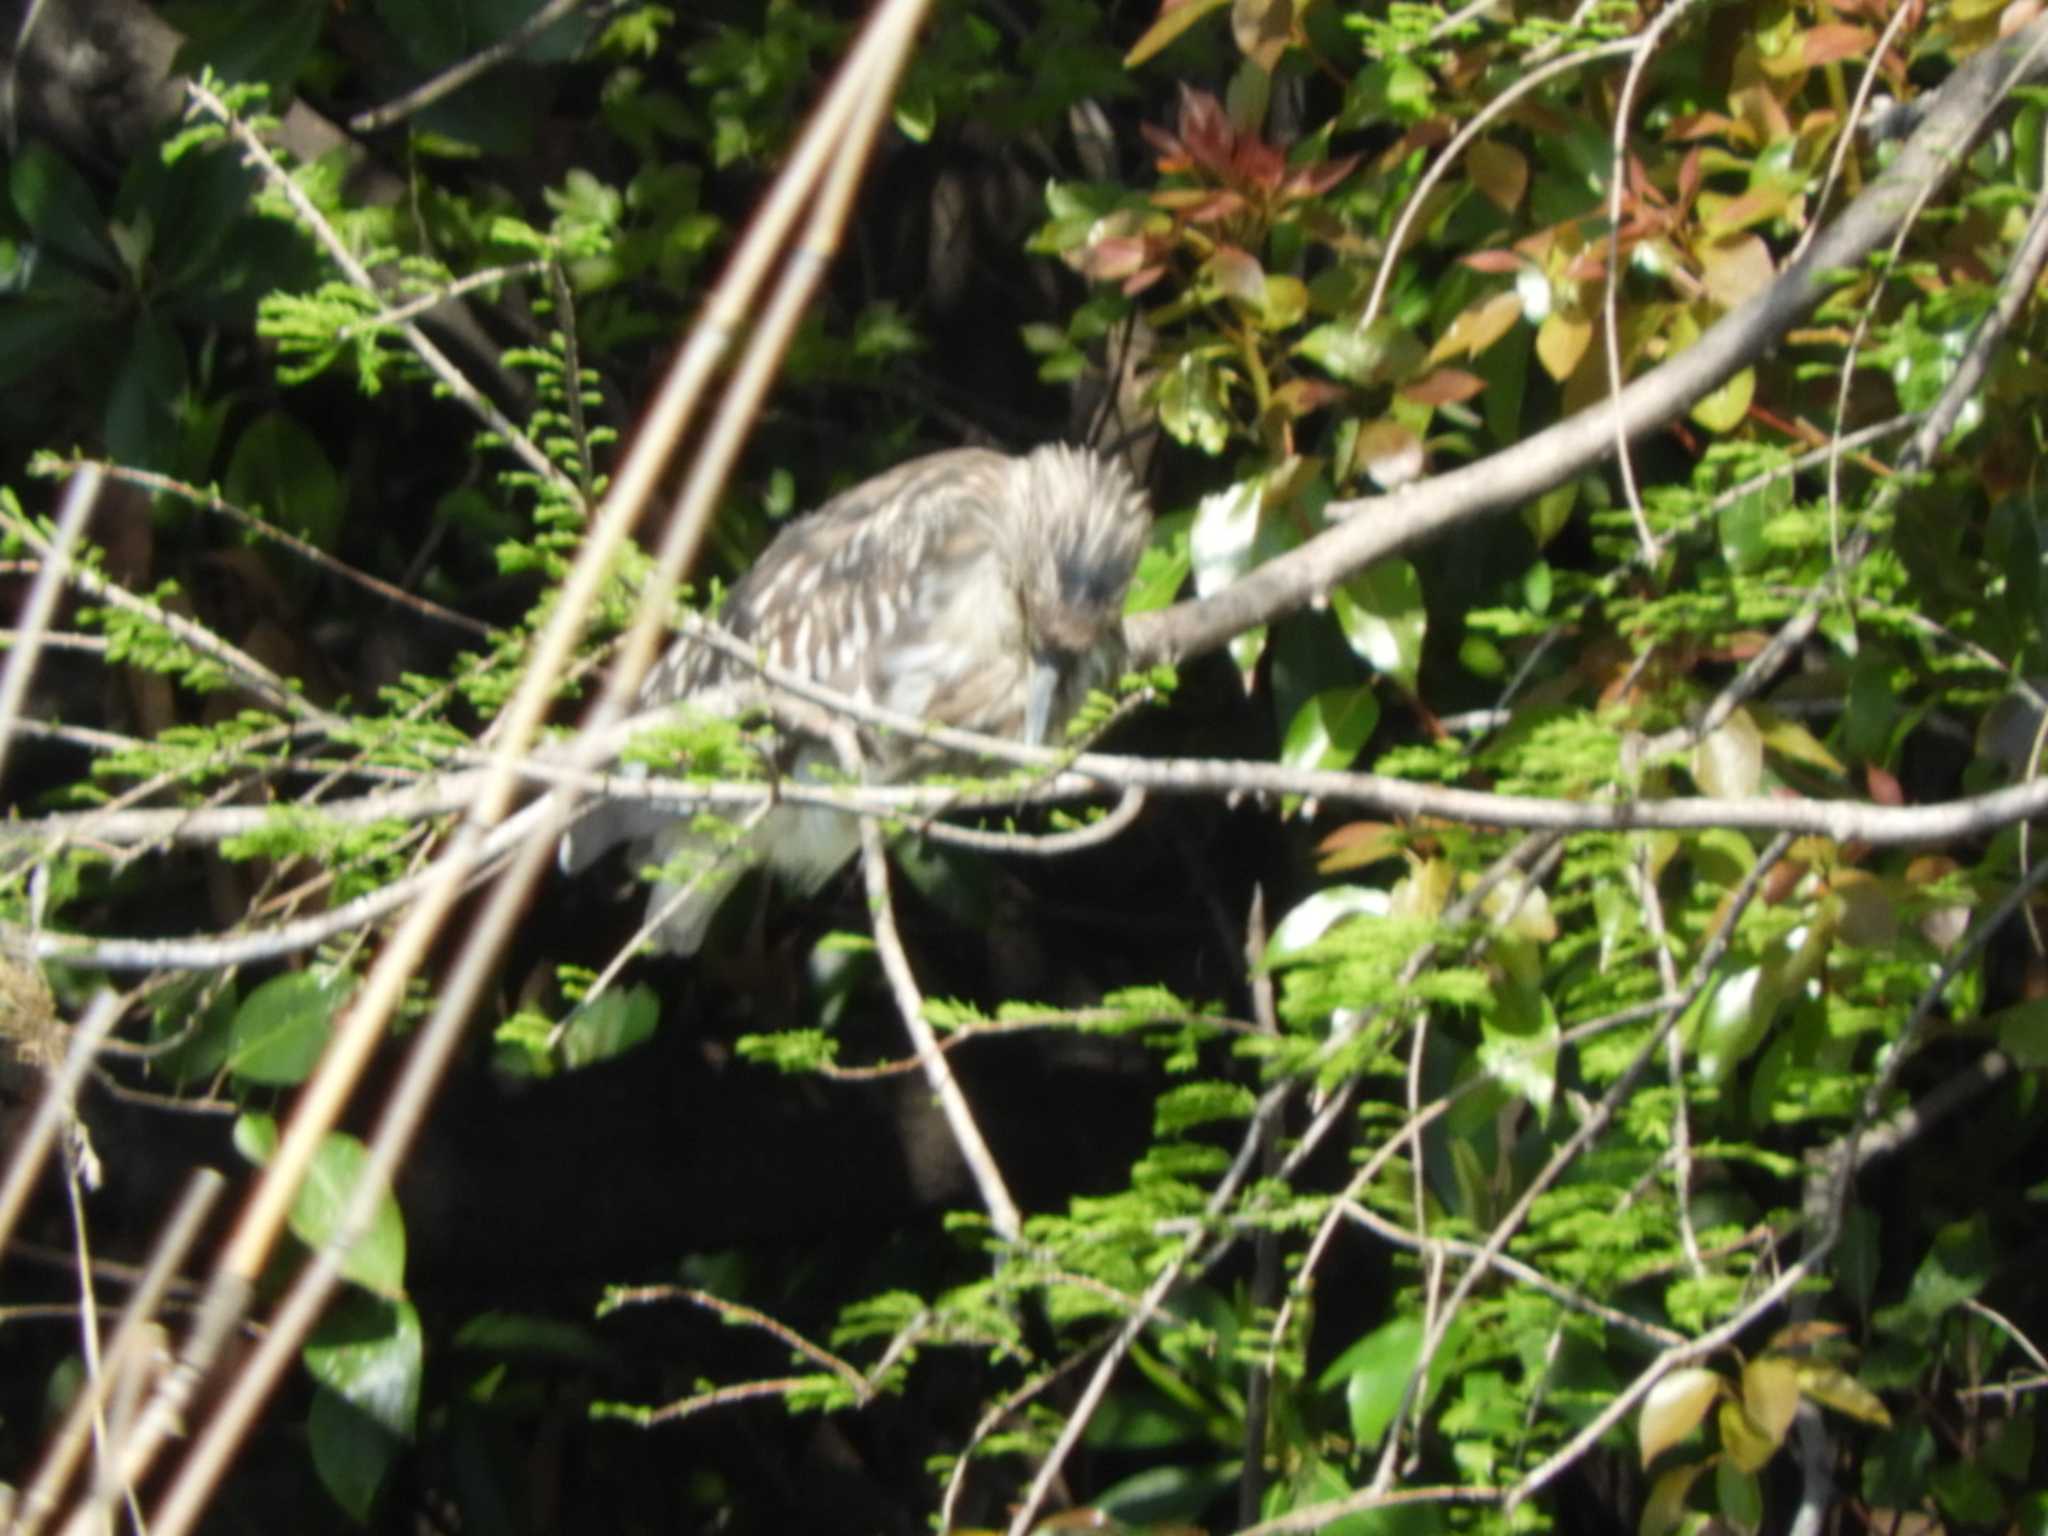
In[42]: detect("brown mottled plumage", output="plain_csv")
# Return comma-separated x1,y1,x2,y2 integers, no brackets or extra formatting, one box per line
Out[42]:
562,444,1151,954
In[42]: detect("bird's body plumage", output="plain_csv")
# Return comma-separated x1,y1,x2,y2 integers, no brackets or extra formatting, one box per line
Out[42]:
563,443,1151,954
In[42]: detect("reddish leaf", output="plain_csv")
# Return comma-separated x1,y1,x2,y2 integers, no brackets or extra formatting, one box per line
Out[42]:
1208,243,1267,305
1801,23,1875,64
1234,135,1286,191
1400,368,1485,406
1141,120,1191,169
1178,86,1235,175
1317,821,1404,873
1679,145,1703,205
1267,378,1349,419
1180,189,1249,224
1865,762,1904,806
1283,153,1361,201
1460,249,1525,274
1666,110,1748,143
1075,236,1152,281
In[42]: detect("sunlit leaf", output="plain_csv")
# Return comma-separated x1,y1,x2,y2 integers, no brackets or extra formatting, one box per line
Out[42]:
1639,1367,1724,1466
1536,310,1591,381
1742,1357,1801,1445
1429,288,1524,364
1332,559,1426,690
1692,708,1765,798
1690,365,1755,432
1125,0,1231,68
1281,685,1380,773
1718,1396,1779,1473
228,968,353,1086
1794,1362,1892,1427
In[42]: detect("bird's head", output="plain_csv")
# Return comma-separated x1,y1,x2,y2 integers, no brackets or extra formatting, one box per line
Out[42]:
1002,445,1151,745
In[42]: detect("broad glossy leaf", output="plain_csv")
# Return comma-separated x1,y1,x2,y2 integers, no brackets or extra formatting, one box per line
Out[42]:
305,1292,422,1438
1718,1396,1779,1473
1281,686,1380,773
1691,709,1764,798
1356,418,1425,489
559,984,660,1068
1716,1455,1763,1531
308,1386,398,1524
1639,1459,1710,1536
1265,886,1389,960
1699,233,1775,308
1296,315,1422,385
1742,1357,1801,1444
228,968,353,1085
1468,139,1529,212
1690,365,1755,433
1125,0,1231,67
226,411,345,553
1157,352,1233,454
292,1131,409,1298
1794,1362,1891,1427
1332,559,1426,691
1638,1367,1723,1466
1536,310,1591,381
1429,289,1524,364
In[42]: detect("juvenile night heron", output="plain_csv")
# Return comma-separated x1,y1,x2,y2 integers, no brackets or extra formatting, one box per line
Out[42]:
561,443,1152,954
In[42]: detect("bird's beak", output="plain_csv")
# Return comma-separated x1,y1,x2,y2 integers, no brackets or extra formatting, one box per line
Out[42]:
1024,655,1061,747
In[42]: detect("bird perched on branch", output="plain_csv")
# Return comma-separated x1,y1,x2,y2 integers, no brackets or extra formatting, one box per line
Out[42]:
560,443,1153,954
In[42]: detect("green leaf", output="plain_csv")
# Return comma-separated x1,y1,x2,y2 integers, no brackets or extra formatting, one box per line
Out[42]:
1715,1453,1764,1531
104,309,188,470
1157,351,1234,454
292,1132,409,1298
1124,0,1230,66
1281,685,1380,773
228,968,353,1085
558,983,660,1069
1332,559,1426,691
1793,1362,1891,1427
1126,509,1192,613
1478,994,1558,1120
1318,1311,1468,1450
225,411,346,553
307,1385,399,1524
1992,996,2048,1067
1874,1215,1991,1339
9,141,117,274
1295,317,1422,387
304,1291,422,1439
1640,1459,1711,1536
1690,366,1755,433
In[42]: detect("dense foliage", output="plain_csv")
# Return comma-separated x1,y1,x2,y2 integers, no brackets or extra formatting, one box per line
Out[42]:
3,0,2047,1532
